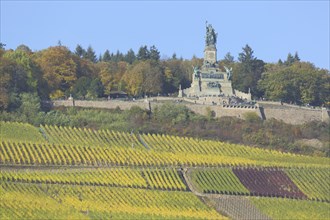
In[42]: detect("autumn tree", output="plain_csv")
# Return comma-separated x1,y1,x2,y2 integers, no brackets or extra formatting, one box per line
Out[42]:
97,60,127,94
35,46,77,99
123,60,163,96
74,55,98,79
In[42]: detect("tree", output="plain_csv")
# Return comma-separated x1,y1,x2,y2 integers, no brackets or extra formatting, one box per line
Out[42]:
1,49,46,110
238,45,254,63
2,51,40,110
111,50,124,62
19,93,41,120
219,52,235,67
284,53,294,66
74,56,97,79
74,44,85,58
123,60,163,96
278,59,283,65
163,59,190,93
97,61,123,95
4,50,41,94
125,49,136,64
103,49,111,62
137,45,150,61
71,76,91,99
16,44,32,53
284,52,300,66
87,78,104,98
171,53,177,60
149,45,160,61
294,52,300,62
0,53,13,110
84,45,97,63
258,62,329,106
232,44,264,97
0,43,6,49
224,52,234,63
35,46,77,99
153,103,190,125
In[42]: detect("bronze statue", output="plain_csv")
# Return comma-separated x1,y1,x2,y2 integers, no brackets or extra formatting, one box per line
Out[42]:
205,21,217,46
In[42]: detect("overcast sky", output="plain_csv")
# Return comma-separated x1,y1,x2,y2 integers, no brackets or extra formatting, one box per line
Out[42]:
1,1,329,69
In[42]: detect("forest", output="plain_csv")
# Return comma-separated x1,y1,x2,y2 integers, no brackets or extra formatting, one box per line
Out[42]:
1,42,329,113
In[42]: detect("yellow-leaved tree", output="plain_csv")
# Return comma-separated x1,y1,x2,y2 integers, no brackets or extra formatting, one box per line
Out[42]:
123,60,163,96
35,46,77,99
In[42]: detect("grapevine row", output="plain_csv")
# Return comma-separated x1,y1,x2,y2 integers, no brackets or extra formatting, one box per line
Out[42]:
250,196,330,220
285,168,330,201
190,168,249,195
1,181,225,219
41,124,145,149
189,167,330,202
0,140,256,167
0,121,45,143
1,122,330,168
1,167,186,191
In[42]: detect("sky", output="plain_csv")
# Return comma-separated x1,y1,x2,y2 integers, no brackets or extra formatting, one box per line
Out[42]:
1,1,329,69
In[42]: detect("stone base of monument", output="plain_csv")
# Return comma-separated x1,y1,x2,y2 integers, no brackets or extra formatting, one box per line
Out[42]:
178,22,251,104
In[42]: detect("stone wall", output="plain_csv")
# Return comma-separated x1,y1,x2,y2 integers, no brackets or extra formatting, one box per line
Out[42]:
258,102,330,125
52,100,149,110
52,100,329,125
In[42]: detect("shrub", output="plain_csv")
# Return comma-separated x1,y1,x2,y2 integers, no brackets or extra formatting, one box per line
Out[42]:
243,112,261,123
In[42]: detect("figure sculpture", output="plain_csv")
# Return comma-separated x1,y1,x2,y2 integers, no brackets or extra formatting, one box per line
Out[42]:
192,65,200,78
205,21,217,46
224,66,232,80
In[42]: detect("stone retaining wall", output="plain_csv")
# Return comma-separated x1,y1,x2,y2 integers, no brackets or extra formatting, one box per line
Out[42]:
52,100,329,125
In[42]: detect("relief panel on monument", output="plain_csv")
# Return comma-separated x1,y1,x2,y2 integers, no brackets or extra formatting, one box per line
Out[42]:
207,82,220,88
201,73,224,79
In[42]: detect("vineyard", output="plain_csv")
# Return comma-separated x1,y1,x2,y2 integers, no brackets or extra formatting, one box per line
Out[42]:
0,121,329,219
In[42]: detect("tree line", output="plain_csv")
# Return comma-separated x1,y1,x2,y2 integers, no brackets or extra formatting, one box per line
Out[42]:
0,43,329,112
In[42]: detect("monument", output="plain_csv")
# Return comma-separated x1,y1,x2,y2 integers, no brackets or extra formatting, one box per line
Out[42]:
179,22,251,103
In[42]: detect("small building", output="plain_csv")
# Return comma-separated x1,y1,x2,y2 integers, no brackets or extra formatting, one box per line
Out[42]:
108,91,128,99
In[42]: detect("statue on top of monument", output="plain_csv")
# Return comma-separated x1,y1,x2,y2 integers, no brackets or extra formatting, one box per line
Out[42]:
205,21,217,47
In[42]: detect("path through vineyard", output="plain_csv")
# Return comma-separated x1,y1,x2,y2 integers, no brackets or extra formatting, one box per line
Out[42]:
183,168,271,220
